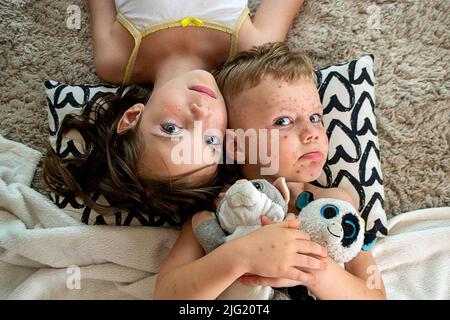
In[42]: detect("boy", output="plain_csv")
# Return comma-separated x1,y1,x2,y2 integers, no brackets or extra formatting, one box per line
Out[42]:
212,42,386,299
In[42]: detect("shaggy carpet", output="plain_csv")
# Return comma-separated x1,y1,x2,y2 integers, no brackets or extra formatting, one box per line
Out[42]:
0,0,448,217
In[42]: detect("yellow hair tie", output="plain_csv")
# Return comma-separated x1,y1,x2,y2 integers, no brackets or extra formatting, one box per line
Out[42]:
181,17,203,27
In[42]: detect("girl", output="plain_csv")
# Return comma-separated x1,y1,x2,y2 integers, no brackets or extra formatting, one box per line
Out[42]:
44,0,318,293
44,0,306,224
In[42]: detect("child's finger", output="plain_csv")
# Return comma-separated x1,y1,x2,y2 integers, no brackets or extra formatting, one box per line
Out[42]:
260,215,274,225
285,212,297,221
296,240,328,258
279,219,301,229
240,275,308,288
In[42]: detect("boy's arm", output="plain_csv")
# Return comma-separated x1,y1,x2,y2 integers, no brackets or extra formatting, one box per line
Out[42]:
250,0,305,44
307,250,386,299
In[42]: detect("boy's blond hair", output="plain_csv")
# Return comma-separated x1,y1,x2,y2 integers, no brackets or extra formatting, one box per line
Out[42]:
213,42,316,107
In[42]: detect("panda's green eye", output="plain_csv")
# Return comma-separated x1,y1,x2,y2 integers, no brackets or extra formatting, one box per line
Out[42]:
252,182,263,191
320,205,339,219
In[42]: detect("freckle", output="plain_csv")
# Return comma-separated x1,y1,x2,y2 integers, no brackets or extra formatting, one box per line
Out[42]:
296,170,300,173
258,247,263,251
283,135,287,139
271,245,276,249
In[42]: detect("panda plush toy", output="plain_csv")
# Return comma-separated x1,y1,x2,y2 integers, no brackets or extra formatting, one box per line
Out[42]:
295,192,366,264
288,191,375,300
193,179,374,300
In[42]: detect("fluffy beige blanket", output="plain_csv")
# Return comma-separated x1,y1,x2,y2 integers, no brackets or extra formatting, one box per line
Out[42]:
0,0,448,217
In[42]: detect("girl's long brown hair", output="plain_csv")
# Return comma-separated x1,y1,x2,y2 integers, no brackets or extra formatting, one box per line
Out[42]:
43,85,239,226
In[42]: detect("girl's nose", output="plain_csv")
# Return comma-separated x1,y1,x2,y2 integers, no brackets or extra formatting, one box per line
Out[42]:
190,103,210,120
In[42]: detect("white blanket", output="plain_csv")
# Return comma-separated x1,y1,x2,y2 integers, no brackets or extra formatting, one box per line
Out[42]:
1,135,449,299
0,135,179,299
372,207,450,299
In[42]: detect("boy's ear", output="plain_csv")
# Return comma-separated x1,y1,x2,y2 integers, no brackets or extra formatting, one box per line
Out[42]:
272,177,290,204
117,103,145,134
224,130,245,163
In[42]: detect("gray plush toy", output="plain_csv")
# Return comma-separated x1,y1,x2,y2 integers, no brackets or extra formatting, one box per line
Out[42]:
193,180,367,300
193,177,290,300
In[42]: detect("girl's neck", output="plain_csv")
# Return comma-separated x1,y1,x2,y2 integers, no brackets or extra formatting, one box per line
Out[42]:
153,54,209,89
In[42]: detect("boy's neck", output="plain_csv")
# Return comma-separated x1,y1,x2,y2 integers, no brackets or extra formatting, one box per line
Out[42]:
286,182,307,214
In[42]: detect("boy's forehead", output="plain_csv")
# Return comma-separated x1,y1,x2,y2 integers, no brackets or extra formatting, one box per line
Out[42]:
231,77,321,111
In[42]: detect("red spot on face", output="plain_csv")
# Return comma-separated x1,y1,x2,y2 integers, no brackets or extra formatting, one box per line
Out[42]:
258,247,263,252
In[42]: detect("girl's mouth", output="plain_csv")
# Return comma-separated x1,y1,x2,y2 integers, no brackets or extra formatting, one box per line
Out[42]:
190,85,217,99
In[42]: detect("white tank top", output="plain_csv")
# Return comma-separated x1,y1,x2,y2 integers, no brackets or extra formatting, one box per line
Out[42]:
114,0,250,84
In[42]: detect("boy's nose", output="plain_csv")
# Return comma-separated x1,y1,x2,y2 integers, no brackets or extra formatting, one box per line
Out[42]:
299,127,319,144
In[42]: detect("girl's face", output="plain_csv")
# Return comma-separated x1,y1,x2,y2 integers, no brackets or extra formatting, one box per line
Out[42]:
136,70,227,184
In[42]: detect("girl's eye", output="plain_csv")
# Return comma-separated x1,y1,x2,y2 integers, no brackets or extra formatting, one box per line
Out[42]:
161,122,183,135
274,117,292,126
205,135,221,146
310,113,323,124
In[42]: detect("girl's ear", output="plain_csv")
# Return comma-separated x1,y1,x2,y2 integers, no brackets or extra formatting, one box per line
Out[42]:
117,103,145,134
272,177,290,204
224,130,245,163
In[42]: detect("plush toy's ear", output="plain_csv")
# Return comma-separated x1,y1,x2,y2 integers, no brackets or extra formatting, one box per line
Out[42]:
295,191,315,212
358,218,378,251
362,231,377,251
272,177,290,205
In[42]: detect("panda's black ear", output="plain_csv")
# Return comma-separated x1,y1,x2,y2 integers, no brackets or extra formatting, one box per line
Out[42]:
295,191,315,212
362,232,377,251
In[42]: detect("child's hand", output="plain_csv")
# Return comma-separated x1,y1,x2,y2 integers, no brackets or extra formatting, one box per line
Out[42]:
238,269,322,288
233,219,328,283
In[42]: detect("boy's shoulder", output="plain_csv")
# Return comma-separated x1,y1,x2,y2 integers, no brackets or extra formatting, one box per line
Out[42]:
305,184,359,213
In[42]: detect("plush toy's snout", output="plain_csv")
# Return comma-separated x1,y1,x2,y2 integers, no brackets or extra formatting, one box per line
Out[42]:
327,221,343,239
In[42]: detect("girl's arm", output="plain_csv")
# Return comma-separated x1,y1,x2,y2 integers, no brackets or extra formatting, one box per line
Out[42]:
87,0,126,83
245,0,305,47
154,216,328,299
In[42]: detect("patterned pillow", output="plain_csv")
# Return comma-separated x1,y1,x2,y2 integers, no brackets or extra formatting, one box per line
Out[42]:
44,54,388,241
313,54,388,248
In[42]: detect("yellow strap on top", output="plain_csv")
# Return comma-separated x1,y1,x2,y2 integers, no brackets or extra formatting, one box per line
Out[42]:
117,13,142,85
229,8,250,57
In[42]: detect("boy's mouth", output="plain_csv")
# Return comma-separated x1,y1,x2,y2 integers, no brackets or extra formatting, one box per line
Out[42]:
299,151,324,161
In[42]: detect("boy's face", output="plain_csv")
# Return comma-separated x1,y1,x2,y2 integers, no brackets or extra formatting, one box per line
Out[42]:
228,77,328,182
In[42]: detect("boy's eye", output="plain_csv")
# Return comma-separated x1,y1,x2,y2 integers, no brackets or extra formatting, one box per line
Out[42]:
161,122,183,135
274,117,292,126
205,135,221,146
310,114,323,124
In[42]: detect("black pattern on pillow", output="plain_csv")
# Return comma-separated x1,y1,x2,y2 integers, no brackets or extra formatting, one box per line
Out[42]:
313,55,388,247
